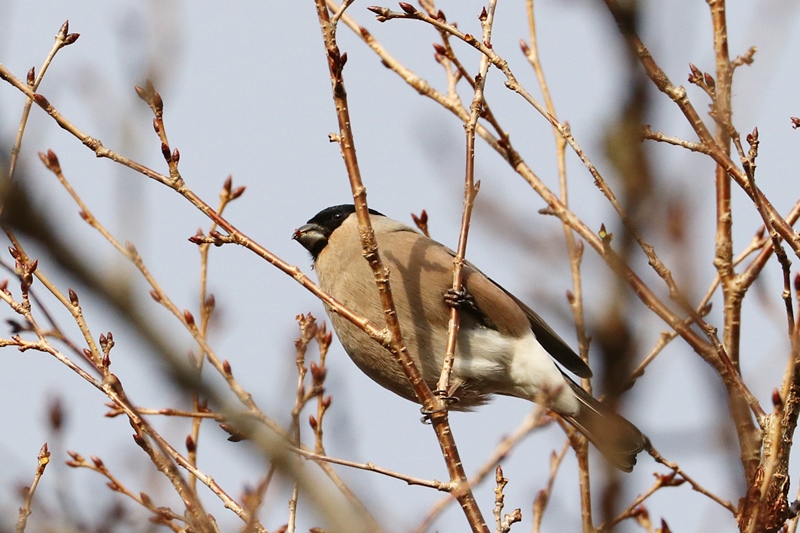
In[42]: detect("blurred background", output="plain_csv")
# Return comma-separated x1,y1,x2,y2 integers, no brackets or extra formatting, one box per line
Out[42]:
1,1,800,531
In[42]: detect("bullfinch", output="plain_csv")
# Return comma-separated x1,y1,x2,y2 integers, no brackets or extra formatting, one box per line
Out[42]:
293,204,644,471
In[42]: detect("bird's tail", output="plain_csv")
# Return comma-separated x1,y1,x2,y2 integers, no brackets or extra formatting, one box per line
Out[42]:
561,379,645,472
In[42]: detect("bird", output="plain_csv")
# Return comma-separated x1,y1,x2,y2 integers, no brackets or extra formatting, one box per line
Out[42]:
293,204,645,471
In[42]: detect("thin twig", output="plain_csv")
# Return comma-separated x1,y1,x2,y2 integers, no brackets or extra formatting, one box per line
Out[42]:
15,443,50,533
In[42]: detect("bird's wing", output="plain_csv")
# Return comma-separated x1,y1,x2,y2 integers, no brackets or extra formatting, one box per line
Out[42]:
497,287,593,378
382,222,592,379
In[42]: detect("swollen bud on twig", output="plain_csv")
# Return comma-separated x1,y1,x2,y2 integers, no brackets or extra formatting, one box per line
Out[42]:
58,20,69,40
773,388,783,410
433,43,447,56
223,359,232,378
205,293,216,313
140,492,152,508
33,93,51,108
183,309,195,327
399,2,417,15
791,117,800,130
309,415,318,430
479,6,488,21
68,288,79,306
161,142,171,162
38,149,61,173
64,33,80,45
186,435,197,453
599,223,613,244
688,63,702,84
27,67,35,87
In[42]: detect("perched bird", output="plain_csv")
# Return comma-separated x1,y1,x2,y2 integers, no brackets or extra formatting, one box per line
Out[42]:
293,204,644,471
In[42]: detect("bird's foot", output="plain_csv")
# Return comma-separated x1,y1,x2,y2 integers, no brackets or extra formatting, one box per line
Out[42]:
443,287,478,312
419,392,460,424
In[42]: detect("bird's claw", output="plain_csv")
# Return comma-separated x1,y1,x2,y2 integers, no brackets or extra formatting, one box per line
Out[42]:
419,392,459,423
444,287,478,312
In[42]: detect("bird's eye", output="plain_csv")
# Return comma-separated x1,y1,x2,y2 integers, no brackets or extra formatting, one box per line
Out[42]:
333,211,343,220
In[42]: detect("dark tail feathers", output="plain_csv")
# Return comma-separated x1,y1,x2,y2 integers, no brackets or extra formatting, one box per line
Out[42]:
562,379,645,472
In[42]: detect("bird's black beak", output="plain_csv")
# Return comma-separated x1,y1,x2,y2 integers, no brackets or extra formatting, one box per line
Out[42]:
293,223,329,259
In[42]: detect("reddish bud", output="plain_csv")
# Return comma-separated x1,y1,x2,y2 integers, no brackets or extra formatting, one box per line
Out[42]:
399,2,416,15
309,415,318,430
46,149,60,171
68,288,79,306
791,117,800,129
479,7,488,21
689,63,703,84
437,9,446,21
151,90,163,112
58,20,69,39
27,67,35,86
172,148,180,163
223,359,232,377
205,293,216,312
141,492,153,507
519,39,530,55
223,175,233,194
311,361,326,381
433,43,446,56
64,33,80,45
67,450,82,462
161,142,171,162
230,186,246,200
323,396,332,409
703,72,715,89
183,309,195,327
91,455,104,468
186,435,196,453
149,290,161,302
773,388,783,409
33,93,50,107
